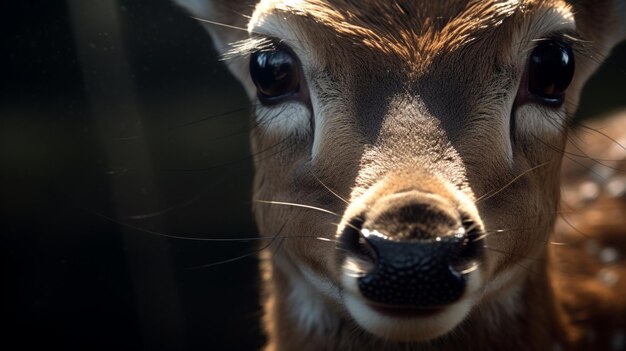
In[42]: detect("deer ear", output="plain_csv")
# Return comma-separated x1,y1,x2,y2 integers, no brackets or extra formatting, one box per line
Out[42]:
563,0,626,107
173,0,256,94
570,0,626,54
173,0,254,54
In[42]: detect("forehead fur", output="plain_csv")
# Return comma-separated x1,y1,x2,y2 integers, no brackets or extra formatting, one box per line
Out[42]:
252,0,572,69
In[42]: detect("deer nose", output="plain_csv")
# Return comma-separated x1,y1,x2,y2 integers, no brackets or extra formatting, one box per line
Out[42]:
339,191,482,308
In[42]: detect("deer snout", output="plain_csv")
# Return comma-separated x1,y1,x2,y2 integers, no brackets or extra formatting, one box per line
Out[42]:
339,191,483,309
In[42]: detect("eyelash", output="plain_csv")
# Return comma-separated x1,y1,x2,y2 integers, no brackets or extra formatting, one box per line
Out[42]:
222,36,278,61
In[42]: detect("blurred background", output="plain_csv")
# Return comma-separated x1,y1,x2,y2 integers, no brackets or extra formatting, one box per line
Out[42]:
0,1,624,350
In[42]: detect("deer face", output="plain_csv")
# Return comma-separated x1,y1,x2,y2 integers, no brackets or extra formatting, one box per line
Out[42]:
175,0,626,343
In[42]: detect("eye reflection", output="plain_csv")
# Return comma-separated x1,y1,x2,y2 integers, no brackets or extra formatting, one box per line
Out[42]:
250,46,300,103
527,40,575,105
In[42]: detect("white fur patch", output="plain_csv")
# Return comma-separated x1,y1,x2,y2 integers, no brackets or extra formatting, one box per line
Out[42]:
515,103,567,139
275,255,340,334
255,102,312,138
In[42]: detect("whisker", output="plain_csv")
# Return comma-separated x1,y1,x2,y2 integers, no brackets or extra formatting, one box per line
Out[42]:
481,243,545,280
471,233,488,242
160,135,291,172
532,133,626,176
576,122,626,152
558,149,624,163
476,161,552,203
86,209,334,242
188,223,287,269
268,235,288,263
187,249,261,269
549,241,569,246
562,133,626,173
479,228,569,246
312,173,350,205
483,245,541,263
508,259,541,276
556,208,592,239
341,220,362,233
189,16,255,34
460,263,480,275
255,200,341,217
110,101,262,142
465,221,480,233
168,107,249,130
126,169,238,219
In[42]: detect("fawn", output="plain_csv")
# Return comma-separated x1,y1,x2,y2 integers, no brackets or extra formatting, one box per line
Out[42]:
174,0,626,349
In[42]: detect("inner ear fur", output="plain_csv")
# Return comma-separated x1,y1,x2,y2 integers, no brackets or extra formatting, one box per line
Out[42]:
568,0,626,52
174,0,258,95
173,0,256,54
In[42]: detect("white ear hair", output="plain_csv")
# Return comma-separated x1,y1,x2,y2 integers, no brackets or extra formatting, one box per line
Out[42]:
571,0,626,50
173,0,255,94
172,0,212,18
173,0,253,55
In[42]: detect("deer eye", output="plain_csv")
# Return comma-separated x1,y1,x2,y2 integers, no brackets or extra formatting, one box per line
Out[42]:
250,46,300,104
527,40,575,105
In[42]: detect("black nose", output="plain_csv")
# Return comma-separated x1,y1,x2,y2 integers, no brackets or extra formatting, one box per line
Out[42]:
339,192,482,308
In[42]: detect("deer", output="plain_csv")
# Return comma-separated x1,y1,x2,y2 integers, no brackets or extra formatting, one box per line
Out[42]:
173,0,626,350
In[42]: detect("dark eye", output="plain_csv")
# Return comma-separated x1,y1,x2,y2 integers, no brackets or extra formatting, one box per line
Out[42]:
250,46,300,104
527,40,575,105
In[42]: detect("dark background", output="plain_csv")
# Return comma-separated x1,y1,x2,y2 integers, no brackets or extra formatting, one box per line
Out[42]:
1,1,624,350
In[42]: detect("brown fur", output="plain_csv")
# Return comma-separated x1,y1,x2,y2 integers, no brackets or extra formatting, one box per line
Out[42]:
262,1,520,64
239,0,586,82
174,0,626,349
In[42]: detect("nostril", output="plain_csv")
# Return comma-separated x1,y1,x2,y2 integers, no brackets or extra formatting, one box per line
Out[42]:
454,219,484,269
338,217,377,263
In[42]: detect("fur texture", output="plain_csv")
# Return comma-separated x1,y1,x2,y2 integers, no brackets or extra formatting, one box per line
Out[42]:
173,0,626,349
